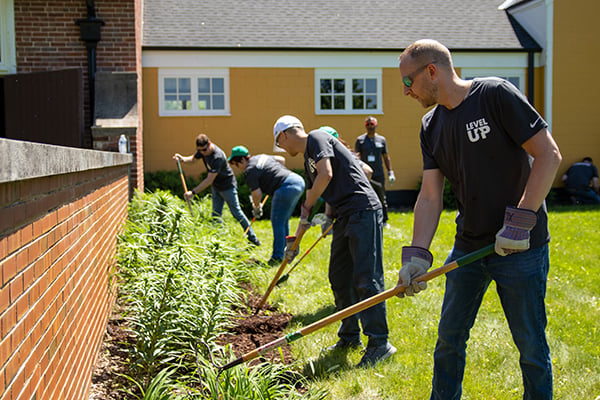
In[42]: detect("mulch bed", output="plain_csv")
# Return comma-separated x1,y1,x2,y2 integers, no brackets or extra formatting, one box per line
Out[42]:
88,283,294,399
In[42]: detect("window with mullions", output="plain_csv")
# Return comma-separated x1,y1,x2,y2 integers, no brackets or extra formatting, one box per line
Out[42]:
316,69,382,115
159,68,229,116
461,68,525,93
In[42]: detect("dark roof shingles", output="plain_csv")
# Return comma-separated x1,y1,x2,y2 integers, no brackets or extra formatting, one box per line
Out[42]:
143,0,534,50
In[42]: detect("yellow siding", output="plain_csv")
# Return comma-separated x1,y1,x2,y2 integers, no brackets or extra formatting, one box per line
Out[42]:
552,0,600,179
143,66,427,191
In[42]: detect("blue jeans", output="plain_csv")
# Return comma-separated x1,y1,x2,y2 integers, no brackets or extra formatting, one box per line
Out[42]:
431,245,552,400
566,187,600,204
211,186,259,243
270,173,305,260
328,208,389,346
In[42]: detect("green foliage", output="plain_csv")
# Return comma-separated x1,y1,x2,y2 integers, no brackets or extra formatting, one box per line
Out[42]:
144,167,308,218
116,190,328,399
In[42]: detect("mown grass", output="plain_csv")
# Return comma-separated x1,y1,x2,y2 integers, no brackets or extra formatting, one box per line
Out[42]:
248,205,600,399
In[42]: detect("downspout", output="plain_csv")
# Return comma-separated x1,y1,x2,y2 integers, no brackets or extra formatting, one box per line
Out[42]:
545,0,553,130
527,50,535,106
75,0,105,135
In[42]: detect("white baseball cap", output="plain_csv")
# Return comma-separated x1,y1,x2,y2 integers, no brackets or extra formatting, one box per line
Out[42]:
272,115,303,152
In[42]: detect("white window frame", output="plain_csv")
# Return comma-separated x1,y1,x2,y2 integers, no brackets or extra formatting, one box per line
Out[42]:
0,0,17,75
460,67,526,93
315,69,383,115
158,68,230,116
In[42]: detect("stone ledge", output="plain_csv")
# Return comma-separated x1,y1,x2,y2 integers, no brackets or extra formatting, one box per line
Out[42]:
0,138,132,183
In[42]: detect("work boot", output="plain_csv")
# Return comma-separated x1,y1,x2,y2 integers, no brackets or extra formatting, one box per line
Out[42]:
325,338,363,352
356,342,396,368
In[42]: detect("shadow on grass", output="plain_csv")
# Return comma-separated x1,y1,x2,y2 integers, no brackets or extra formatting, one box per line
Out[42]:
301,346,355,380
290,304,337,326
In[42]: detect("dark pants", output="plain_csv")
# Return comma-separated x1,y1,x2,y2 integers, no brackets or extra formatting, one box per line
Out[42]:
370,178,388,223
328,208,389,346
566,187,600,204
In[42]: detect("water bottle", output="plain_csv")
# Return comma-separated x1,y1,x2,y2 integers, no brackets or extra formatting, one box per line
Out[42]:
118,134,128,153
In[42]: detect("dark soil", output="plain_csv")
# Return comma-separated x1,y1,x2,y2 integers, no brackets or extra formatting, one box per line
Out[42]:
216,283,294,366
88,284,294,399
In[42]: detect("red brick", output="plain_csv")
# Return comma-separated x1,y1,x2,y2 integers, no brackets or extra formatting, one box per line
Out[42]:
1,255,17,286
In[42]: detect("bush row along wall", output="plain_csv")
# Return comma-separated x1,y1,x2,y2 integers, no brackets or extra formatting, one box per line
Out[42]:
0,140,131,400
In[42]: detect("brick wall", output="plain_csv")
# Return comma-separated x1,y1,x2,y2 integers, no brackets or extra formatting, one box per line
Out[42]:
14,0,144,192
0,140,131,400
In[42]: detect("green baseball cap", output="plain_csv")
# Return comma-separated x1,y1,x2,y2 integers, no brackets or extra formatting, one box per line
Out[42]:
319,126,339,138
228,145,249,161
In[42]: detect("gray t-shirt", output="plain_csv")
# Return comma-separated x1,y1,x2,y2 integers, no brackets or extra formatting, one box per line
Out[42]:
244,154,291,195
304,129,381,218
355,133,388,182
194,144,236,191
420,78,549,252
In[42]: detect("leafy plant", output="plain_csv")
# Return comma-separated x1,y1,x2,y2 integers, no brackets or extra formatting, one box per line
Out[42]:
115,190,326,399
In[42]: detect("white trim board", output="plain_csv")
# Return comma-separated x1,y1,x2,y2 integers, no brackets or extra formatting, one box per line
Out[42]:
143,50,542,69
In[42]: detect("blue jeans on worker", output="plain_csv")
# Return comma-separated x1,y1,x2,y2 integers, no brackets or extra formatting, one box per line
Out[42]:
270,173,305,261
328,208,389,346
211,186,259,243
567,187,600,204
431,244,552,400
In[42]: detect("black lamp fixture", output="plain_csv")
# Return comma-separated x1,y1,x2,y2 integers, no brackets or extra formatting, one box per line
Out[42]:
75,0,105,128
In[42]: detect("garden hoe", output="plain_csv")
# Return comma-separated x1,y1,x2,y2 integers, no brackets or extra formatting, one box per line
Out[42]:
275,223,333,286
254,211,327,313
244,195,269,236
225,244,495,371
175,159,194,216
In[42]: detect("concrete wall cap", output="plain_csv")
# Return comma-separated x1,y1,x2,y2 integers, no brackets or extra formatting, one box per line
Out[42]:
0,138,132,183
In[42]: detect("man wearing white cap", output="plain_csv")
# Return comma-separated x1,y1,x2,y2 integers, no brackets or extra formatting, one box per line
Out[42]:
273,115,396,368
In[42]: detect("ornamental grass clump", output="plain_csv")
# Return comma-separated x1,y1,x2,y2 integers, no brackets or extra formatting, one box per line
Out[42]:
115,191,327,399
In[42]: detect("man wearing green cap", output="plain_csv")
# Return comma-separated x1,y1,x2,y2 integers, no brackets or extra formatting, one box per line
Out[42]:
173,134,261,246
229,145,305,265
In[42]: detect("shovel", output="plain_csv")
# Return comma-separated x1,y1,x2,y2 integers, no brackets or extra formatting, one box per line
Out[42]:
176,159,194,216
223,244,495,371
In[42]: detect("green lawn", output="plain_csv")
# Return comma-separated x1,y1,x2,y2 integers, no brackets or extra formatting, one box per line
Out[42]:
248,206,600,399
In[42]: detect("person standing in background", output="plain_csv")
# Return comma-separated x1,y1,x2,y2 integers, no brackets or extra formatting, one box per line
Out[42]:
355,116,395,228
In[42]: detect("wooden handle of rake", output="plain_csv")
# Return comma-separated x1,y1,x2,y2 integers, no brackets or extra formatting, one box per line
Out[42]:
255,228,307,311
244,195,269,236
276,223,333,285
176,159,194,216
222,244,495,371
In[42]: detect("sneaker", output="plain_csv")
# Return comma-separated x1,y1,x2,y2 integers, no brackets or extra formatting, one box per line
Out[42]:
248,237,261,246
325,338,363,352
383,222,391,229
267,258,282,266
356,342,396,368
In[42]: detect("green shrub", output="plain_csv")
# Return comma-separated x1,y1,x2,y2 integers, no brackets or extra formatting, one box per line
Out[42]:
144,167,309,219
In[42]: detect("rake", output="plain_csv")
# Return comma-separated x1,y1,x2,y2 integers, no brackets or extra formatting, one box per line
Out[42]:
175,159,194,216
224,244,495,371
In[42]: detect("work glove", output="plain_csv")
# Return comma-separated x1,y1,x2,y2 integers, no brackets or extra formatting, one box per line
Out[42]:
495,206,537,256
184,190,194,201
299,202,313,230
388,170,396,185
252,205,263,219
321,215,334,236
284,235,299,262
396,246,433,298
